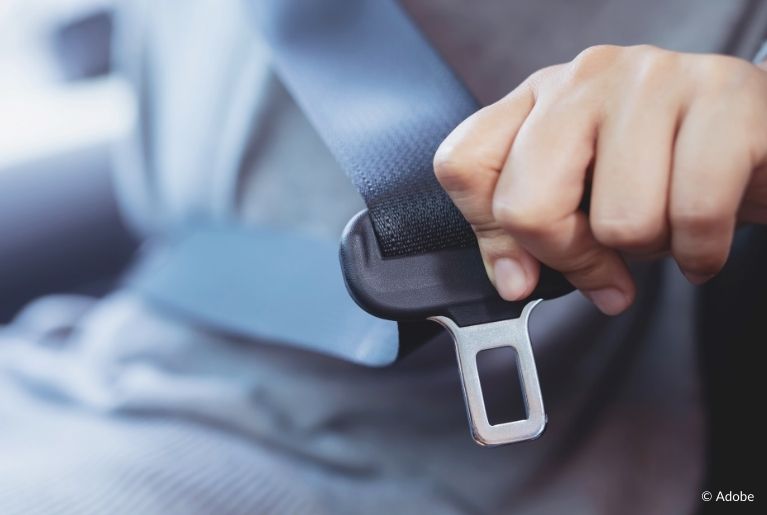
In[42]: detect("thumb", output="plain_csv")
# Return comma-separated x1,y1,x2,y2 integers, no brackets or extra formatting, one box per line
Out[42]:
476,228,541,301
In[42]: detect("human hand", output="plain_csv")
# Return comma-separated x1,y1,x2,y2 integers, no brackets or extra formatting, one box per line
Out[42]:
434,44,767,315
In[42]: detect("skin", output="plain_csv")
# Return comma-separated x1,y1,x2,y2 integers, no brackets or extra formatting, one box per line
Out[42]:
434,44,767,315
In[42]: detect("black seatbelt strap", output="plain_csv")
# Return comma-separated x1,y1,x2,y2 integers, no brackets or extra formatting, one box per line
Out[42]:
255,0,475,257
255,0,573,445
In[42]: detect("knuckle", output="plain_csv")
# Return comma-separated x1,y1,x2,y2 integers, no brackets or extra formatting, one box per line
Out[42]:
492,199,554,237
560,246,609,278
634,47,678,86
568,44,621,80
670,203,728,235
574,44,621,66
475,228,521,264
591,215,664,250
624,44,665,65
628,43,662,54
433,144,475,191
525,64,561,89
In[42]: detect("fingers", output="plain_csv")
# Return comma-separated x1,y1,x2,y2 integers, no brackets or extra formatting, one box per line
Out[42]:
434,80,541,299
670,94,753,283
435,84,535,226
492,91,635,315
590,59,680,256
438,46,767,315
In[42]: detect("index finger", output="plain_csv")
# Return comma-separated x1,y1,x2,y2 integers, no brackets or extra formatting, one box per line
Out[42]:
434,81,542,299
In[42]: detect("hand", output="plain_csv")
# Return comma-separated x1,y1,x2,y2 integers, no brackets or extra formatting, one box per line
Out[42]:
434,44,767,315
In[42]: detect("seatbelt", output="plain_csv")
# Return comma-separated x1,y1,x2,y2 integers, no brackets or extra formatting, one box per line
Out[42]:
129,0,573,447
129,225,403,366
254,0,573,445
254,0,476,257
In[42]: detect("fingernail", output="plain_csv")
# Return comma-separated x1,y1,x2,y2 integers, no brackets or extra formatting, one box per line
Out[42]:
583,288,630,315
494,258,529,300
683,271,714,285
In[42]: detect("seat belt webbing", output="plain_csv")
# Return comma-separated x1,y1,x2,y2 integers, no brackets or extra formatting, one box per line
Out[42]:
129,0,485,367
255,0,479,257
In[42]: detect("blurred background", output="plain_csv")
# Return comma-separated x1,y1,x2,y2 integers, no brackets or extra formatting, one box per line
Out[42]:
0,0,136,322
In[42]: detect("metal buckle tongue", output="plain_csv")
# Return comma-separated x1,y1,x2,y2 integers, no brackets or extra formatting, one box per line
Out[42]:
431,300,545,446
340,210,572,446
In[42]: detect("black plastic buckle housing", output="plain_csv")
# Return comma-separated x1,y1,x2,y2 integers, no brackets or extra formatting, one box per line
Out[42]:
340,210,574,327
